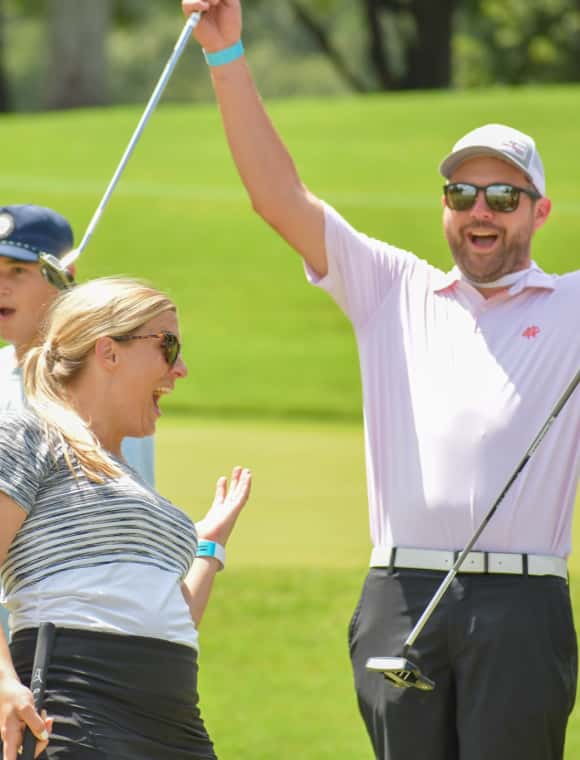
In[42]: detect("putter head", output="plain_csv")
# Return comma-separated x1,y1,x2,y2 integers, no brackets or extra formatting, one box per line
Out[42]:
39,253,76,291
365,657,435,691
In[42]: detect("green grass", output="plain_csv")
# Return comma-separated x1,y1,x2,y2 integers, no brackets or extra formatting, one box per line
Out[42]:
156,418,580,759
197,568,372,759
197,569,580,759
1,84,579,418
155,418,371,758
156,416,369,567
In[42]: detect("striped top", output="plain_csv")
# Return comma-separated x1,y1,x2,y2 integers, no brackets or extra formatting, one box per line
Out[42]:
0,410,197,597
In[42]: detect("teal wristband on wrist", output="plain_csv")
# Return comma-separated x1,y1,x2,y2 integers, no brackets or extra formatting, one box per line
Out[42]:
203,40,244,67
196,539,226,570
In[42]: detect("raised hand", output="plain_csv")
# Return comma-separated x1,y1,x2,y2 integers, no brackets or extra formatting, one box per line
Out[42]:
182,0,242,53
196,466,252,546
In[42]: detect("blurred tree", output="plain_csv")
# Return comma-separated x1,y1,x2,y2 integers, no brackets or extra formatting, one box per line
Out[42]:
456,0,580,86
279,0,457,90
46,0,112,109
363,0,457,89
279,0,580,90
1,0,580,112
0,0,9,111
400,0,457,88
287,0,367,91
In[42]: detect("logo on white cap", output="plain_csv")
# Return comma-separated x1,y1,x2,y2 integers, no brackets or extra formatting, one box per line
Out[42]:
499,138,531,165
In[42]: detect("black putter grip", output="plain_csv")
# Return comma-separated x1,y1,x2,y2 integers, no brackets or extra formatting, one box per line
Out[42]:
20,622,56,760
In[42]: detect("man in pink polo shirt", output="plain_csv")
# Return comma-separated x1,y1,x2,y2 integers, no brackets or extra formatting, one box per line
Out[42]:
183,3,579,758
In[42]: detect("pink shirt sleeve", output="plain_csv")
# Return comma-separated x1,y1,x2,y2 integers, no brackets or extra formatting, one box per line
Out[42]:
304,202,423,328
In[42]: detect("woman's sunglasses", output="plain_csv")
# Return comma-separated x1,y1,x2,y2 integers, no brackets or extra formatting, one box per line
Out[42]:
112,330,181,367
444,182,541,213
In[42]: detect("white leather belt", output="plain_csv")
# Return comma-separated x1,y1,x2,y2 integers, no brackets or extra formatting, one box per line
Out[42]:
370,547,568,580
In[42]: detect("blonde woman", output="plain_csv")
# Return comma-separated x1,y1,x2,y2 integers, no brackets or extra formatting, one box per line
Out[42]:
0,277,251,760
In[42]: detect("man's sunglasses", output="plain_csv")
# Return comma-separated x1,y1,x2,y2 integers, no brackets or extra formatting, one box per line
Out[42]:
444,182,541,213
112,330,181,367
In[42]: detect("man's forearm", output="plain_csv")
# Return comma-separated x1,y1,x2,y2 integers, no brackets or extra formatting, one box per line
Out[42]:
210,57,304,225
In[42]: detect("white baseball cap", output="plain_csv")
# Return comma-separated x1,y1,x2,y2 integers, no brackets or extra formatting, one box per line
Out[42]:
439,123,546,196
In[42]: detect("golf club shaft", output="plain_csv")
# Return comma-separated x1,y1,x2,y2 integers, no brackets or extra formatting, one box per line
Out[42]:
21,622,56,760
62,11,201,268
403,369,580,653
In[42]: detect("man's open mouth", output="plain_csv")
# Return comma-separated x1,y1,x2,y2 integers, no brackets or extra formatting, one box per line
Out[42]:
467,231,499,251
0,307,16,318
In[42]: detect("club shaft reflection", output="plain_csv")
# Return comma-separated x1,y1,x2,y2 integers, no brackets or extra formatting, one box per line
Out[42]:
404,369,579,651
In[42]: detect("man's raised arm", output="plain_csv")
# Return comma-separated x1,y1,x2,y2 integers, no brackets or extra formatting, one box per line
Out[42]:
183,0,328,277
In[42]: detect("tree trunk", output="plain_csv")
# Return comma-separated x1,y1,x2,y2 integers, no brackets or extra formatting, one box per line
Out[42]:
363,0,393,89
45,0,112,109
0,0,9,112
570,0,580,80
402,0,456,89
288,1,369,92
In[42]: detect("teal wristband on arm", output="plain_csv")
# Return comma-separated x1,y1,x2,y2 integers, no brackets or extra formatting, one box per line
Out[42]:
203,40,244,67
196,539,226,570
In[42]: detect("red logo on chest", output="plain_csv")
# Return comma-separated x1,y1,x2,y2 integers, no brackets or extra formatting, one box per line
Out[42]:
522,325,541,339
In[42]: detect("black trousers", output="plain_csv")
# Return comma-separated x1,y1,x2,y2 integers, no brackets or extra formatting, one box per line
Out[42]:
5,627,217,760
349,568,578,760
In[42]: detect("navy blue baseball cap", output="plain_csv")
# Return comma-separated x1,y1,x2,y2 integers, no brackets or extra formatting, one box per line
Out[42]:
0,204,74,262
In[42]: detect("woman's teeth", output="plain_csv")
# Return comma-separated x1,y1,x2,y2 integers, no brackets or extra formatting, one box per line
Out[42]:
153,387,171,404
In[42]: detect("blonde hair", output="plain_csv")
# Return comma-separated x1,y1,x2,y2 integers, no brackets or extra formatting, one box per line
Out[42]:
22,277,176,483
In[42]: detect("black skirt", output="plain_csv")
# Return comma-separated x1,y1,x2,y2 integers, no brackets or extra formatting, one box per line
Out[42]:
8,627,217,760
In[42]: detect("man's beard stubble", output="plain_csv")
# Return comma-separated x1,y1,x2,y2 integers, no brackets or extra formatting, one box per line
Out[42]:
446,222,533,284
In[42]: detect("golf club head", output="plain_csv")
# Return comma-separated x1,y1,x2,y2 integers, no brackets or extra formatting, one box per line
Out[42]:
365,657,435,691
39,253,76,291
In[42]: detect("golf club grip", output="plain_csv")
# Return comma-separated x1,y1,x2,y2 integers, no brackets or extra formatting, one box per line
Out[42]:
20,623,56,760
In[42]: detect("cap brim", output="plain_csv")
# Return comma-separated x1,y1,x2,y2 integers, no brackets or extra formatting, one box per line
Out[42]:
439,146,529,181
0,243,39,262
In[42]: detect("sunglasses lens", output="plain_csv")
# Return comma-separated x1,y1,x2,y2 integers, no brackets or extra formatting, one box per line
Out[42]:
162,334,180,366
446,183,477,211
446,183,521,213
485,184,519,212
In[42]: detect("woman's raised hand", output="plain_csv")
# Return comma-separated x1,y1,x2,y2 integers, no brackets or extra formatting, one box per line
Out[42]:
196,466,252,546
